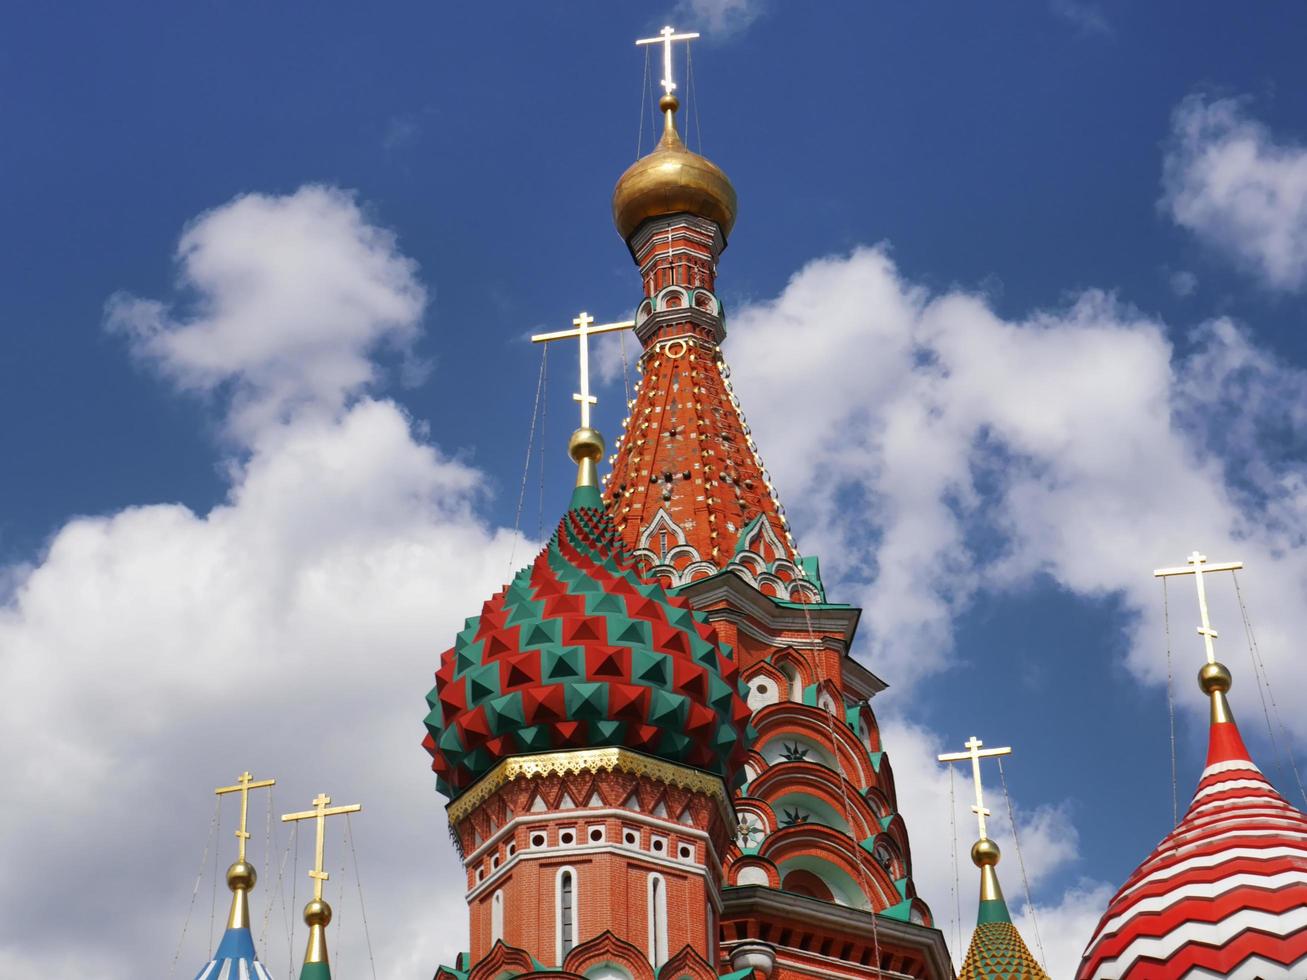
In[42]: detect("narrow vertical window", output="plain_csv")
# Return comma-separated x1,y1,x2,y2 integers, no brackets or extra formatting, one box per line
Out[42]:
648,873,668,967
558,868,576,960
491,889,504,944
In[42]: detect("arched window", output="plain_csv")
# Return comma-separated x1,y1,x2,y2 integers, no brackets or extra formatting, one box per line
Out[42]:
557,867,578,962
779,662,802,702
491,889,504,944
647,873,668,967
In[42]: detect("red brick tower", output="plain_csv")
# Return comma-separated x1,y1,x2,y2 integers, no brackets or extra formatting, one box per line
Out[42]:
608,54,953,980
425,436,754,980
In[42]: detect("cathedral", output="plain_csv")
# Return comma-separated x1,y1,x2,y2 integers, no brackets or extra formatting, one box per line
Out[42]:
190,26,1307,980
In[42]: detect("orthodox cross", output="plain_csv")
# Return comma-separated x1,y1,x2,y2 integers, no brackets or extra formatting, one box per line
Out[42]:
281,793,362,901
938,736,1012,841
636,25,700,97
1154,550,1243,664
215,771,276,863
531,311,634,429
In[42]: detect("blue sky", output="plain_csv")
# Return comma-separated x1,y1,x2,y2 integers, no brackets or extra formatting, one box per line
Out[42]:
5,2,1307,977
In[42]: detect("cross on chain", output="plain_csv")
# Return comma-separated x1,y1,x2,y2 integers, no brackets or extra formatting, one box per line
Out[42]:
1154,550,1244,664
636,25,700,97
531,312,634,430
215,770,276,863
938,736,1012,841
281,793,362,901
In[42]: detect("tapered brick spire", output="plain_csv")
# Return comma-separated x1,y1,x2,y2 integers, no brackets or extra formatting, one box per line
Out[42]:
606,96,816,602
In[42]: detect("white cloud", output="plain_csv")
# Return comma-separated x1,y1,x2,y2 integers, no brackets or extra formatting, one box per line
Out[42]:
0,187,524,979
106,185,427,443
671,0,763,38
728,245,1307,740
1163,95,1307,292
1013,880,1113,978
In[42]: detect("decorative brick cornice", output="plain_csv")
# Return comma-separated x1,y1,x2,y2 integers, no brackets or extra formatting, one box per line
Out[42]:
446,746,732,825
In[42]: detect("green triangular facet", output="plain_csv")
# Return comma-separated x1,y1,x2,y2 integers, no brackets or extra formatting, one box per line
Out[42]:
565,682,608,720
543,648,583,681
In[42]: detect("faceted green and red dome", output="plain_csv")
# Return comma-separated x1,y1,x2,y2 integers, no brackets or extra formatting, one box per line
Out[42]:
423,485,754,800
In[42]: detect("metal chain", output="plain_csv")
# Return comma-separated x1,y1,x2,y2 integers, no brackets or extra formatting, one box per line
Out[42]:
948,766,961,968
508,344,549,576
997,757,1047,972
347,813,380,980
260,806,297,951
209,797,222,950
537,347,549,540
289,821,300,977
1233,571,1307,806
261,785,274,962
637,46,651,158
686,41,703,153
1163,578,1178,825
169,797,222,978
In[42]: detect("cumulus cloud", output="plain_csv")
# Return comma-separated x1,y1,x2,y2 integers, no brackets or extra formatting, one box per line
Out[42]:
728,246,1307,731
0,187,527,979
1163,95,1307,291
105,185,428,442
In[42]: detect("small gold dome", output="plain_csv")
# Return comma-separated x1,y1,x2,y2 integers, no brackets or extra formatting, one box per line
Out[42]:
612,94,737,242
1199,660,1232,695
304,898,333,927
971,837,1001,867
568,426,605,465
226,860,256,891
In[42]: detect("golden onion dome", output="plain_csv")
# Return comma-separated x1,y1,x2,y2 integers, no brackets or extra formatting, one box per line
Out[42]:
612,94,737,241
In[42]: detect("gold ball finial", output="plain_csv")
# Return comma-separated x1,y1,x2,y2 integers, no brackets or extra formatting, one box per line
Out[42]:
659,93,679,114
569,427,605,465
226,860,256,891
1199,661,1232,695
971,837,1001,868
304,898,333,928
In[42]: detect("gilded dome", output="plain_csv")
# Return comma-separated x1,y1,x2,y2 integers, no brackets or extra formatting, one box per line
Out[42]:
612,95,737,242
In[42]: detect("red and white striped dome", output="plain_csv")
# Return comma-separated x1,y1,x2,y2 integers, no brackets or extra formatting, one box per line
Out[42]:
1078,664,1307,979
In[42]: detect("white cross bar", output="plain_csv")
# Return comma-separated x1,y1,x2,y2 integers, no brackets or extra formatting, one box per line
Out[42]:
939,736,1012,841
636,25,700,96
1154,550,1243,664
531,312,635,430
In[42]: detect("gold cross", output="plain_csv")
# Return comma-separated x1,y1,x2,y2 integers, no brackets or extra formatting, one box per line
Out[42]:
938,736,1012,841
636,25,700,97
531,311,634,430
1154,550,1243,664
215,771,276,863
281,793,362,901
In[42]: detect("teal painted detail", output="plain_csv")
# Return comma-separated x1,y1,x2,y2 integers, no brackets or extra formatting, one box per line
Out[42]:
569,484,603,511
299,961,332,980
719,969,754,980
867,751,884,772
977,896,1013,925
797,555,827,600
877,898,914,922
